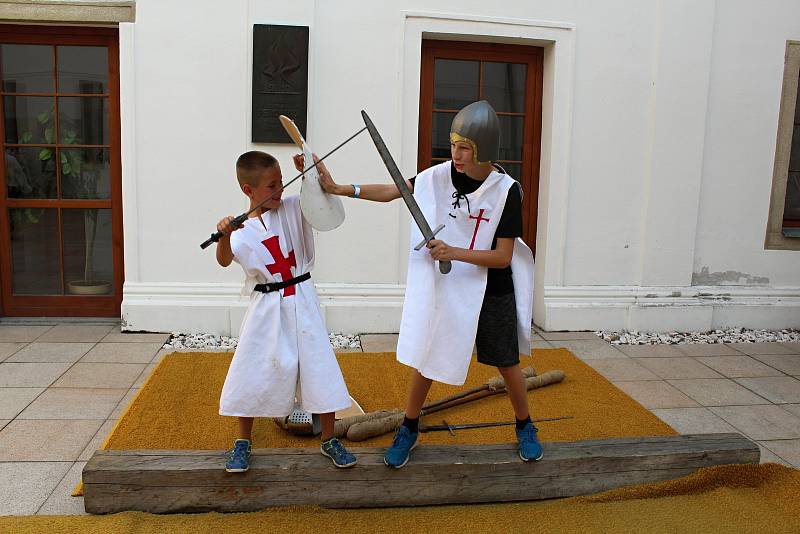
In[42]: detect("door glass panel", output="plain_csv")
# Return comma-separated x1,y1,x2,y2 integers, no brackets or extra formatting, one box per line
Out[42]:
60,148,110,199
482,62,526,113
58,96,108,145
9,207,61,294
57,46,108,94
3,95,56,144
432,111,456,159
497,162,521,182
0,44,53,93
784,171,800,220
434,59,479,109
62,208,113,295
498,115,524,161
5,147,57,198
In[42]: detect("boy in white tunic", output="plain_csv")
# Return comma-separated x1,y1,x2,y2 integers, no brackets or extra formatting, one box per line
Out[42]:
311,101,541,468
214,151,356,472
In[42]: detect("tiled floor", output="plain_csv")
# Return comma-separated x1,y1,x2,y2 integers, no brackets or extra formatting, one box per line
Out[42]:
0,321,798,516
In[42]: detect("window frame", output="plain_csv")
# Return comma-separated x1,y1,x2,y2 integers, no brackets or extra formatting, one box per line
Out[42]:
765,40,800,250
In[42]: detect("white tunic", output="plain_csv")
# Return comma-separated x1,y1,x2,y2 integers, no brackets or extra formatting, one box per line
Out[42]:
396,162,534,385
219,195,351,417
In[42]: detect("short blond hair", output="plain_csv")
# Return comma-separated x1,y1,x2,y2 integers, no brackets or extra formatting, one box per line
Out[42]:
236,151,278,187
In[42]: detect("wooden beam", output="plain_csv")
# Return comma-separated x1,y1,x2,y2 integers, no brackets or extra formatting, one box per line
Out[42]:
83,433,759,514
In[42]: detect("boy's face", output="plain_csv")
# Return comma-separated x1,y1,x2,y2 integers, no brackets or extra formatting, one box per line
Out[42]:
242,164,283,210
451,140,487,177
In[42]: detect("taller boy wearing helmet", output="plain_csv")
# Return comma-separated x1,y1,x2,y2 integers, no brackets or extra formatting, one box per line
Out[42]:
305,100,539,467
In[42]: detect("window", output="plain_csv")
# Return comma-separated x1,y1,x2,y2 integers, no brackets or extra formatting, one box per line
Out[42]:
766,40,800,249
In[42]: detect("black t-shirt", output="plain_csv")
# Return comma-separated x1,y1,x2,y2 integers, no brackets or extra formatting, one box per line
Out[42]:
410,162,522,295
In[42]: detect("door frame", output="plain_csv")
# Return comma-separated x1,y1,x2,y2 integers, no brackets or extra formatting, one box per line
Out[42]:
0,24,123,317
418,39,544,254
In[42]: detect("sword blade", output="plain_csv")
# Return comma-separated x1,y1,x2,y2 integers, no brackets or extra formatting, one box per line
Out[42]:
420,416,573,433
361,110,451,274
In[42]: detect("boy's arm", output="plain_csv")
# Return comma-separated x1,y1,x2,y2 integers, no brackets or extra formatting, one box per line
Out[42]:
293,153,411,203
428,238,515,269
215,216,237,267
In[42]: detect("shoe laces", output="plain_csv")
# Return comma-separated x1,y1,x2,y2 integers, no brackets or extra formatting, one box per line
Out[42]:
325,438,348,458
228,441,250,461
393,426,414,447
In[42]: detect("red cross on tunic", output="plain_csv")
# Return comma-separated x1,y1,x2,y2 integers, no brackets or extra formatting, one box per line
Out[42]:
468,209,490,250
262,236,297,297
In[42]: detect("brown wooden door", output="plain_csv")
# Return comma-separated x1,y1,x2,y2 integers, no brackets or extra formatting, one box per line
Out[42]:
418,40,543,254
0,26,123,317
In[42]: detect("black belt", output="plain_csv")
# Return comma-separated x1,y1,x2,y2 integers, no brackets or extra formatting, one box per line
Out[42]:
254,272,311,294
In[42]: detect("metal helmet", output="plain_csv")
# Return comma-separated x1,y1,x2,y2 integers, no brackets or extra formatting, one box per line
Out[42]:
449,100,500,164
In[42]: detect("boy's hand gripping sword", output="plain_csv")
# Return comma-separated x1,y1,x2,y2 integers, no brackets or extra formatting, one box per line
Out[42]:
361,110,452,275
200,125,366,249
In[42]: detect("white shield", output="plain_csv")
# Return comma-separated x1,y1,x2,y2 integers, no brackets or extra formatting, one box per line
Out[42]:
299,142,345,231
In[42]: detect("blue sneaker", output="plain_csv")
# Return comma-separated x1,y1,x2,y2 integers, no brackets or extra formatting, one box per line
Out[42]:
516,422,543,462
225,439,251,472
384,425,418,468
320,438,357,468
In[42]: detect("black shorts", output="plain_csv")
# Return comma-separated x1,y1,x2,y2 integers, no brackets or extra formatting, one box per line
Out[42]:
475,291,520,368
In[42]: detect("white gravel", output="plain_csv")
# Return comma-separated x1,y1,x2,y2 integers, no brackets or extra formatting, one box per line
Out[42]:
163,332,361,350
596,327,800,345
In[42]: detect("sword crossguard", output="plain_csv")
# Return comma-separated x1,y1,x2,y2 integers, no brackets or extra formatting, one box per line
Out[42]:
414,223,446,251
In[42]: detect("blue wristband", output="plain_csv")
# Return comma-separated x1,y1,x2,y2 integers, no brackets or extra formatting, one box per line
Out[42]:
351,184,361,198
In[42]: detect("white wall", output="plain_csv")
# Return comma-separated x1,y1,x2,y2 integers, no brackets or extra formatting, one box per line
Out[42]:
121,0,800,334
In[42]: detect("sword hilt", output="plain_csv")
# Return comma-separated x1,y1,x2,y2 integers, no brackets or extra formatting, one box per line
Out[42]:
414,224,452,274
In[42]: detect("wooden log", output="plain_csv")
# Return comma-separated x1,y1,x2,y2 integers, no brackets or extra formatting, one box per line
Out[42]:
82,433,758,514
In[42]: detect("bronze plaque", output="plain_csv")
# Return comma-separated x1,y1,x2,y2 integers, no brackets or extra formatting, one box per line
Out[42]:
252,24,308,143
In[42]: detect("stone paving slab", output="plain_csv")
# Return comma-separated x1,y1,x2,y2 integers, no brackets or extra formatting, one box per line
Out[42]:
650,407,738,434
584,358,660,381
733,376,800,404
780,342,800,351
674,344,742,357
0,462,72,515
726,342,796,356
550,339,625,360
53,363,147,389
748,353,800,375
133,364,158,388
694,355,785,378
36,324,115,343
0,325,53,343
0,419,104,461
80,342,162,364
756,444,793,466
0,362,72,388
109,388,139,420
759,439,800,467
668,378,770,407
782,404,800,418
616,344,684,358
17,388,127,420
359,334,397,353
79,420,117,462
6,342,95,364
0,419,9,431
100,329,170,344
537,331,599,341
634,357,723,380
36,461,88,515
0,342,26,362
611,381,700,409
531,341,554,351
0,387,44,419
709,405,800,441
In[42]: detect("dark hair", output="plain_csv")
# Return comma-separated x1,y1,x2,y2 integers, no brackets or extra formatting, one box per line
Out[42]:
236,151,278,187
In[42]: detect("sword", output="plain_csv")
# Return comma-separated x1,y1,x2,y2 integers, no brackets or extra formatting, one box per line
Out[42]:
361,110,452,275
420,416,573,435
